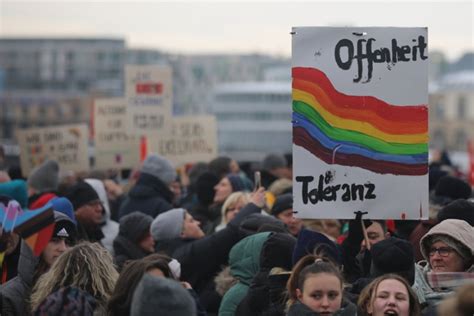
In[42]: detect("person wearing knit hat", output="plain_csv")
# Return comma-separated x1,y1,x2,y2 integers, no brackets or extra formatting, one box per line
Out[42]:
370,237,415,285
271,193,303,236
432,175,472,206
131,274,196,316
50,197,76,224
413,219,474,309
27,160,60,194
141,154,177,185
437,199,474,226
1,210,76,315
260,153,291,188
292,228,343,267
151,208,204,242
0,179,28,208
113,212,155,271
150,190,265,312
27,160,60,208
85,178,119,255
118,154,176,219
213,173,246,204
64,181,104,243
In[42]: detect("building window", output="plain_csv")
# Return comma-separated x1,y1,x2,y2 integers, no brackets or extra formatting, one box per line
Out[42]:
457,95,467,119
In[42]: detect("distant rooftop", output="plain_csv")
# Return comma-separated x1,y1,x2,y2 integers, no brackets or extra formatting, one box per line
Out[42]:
433,70,474,91
214,81,291,94
0,37,125,44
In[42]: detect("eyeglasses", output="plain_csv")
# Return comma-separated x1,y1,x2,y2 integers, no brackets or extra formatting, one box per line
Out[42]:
429,247,453,257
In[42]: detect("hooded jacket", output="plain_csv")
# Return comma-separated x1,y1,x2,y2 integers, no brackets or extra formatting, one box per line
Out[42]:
1,212,75,316
85,178,119,254
154,202,261,313
119,173,174,219
235,233,296,316
218,232,272,316
413,219,474,308
113,212,153,271
287,300,357,316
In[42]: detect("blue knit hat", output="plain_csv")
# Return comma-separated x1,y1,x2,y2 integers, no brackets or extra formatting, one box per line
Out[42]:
292,228,343,266
226,174,245,192
51,197,76,225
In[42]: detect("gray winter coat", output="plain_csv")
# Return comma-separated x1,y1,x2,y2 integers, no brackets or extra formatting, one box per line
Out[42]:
1,211,76,316
1,239,39,315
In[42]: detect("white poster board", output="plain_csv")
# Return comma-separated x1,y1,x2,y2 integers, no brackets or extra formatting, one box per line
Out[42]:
125,65,173,135
149,115,218,166
292,27,429,220
17,124,89,176
94,98,140,170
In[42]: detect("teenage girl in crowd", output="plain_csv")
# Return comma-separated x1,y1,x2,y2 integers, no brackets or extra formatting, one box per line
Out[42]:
286,254,357,316
358,274,421,316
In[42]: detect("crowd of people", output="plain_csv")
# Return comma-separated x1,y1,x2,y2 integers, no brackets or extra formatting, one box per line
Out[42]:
0,150,473,316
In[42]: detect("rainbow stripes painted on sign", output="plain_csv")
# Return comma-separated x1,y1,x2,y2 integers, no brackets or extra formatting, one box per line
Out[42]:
292,67,428,176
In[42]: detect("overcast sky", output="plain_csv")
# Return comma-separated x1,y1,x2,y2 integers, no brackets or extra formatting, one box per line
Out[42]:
0,0,472,61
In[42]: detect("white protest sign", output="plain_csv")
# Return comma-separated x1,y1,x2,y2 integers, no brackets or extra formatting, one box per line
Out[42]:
292,27,429,220
149,116,218,166
125,65,173,135
94,98,140,170
17,124,89,176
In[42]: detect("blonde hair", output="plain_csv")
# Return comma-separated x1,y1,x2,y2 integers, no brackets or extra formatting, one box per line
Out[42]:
30,242,118,311
357,274,420,316
220,192,251,225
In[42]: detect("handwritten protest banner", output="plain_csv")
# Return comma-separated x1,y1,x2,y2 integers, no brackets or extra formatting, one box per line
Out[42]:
94,98,140,170
292,27,429,219
17,124,89,176
125,65,172,136
149,116,218,166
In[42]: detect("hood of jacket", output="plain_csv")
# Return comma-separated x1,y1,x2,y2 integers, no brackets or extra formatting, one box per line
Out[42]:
17,239,39,287
128,173,174,203
229,232,271,286
85,178,111,222
113,235,149,262
287,299,357,316
420,219,474,261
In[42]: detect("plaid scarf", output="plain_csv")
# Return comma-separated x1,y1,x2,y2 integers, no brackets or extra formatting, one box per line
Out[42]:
426,271,474,290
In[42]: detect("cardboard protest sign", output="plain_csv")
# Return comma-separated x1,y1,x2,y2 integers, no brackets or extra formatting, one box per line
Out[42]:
292,27,429,219
17,124,89,176
149,115,218,166
125,65,172,135
94,98,140,170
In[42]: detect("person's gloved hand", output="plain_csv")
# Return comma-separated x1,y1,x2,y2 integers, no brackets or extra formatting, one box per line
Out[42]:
347,211,372,245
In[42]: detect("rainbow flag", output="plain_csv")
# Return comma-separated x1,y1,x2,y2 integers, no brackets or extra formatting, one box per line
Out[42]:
0,201,55,265
292,67,428,176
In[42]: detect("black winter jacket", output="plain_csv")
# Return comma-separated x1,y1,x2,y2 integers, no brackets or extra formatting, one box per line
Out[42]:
118,173,174,219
